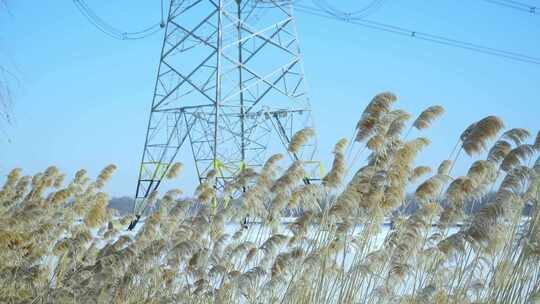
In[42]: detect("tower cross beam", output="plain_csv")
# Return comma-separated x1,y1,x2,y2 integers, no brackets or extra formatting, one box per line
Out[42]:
163,10,219,58
152,51,217,110
162,60,217,104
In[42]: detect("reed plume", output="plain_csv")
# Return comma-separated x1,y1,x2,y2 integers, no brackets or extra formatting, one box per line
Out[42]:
288,128,315,154
410,166,432,183
323,138,347,188
487,140,512,163
415,175,448,204
95,164,117,188
501,144,535,172
502,128,530,146
84,193,109,228
2,94,539,304
355,92,397,142
412,105,444,130
166,162,182,179
437,160,452,175
387,110,411,137
461,116,505,156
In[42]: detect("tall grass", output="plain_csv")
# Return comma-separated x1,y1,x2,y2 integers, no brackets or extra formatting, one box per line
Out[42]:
1,92,539,303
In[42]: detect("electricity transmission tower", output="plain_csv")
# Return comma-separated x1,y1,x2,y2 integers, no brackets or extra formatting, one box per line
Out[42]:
132,0,319,221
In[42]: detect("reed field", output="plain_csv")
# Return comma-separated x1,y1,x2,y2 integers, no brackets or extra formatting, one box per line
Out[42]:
1,92,540,303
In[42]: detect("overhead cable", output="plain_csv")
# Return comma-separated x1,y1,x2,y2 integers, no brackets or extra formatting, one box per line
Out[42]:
295,3,540,65
73,0,163,40
479,0,538,15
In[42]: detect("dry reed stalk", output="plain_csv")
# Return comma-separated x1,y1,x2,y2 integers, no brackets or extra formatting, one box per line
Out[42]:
2,95,540,304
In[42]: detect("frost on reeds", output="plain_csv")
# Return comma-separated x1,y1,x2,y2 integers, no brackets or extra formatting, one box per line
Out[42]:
2,92,540,303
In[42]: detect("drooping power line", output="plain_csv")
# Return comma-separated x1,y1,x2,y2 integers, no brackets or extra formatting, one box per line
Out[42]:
312,0,386,19
72,0,540,65
294,3,540,65
73,0,164,40
478,0,538,15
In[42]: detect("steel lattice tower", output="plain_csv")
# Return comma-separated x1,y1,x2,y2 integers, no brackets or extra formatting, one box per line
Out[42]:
133,0,319,218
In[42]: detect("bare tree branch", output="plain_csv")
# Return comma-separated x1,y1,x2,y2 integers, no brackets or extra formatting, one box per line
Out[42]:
1,0,14,139
0,66,13,124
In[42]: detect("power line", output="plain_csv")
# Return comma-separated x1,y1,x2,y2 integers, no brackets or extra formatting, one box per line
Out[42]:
479,0,538,15
73,0,163,40
72,0,540,64
294,3,540,65
312,0,386,19
502,0,537,6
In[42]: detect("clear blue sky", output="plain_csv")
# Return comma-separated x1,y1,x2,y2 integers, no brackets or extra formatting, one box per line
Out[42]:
1,0,539,197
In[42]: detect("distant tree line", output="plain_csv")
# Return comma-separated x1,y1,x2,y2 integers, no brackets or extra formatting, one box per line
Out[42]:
107,191,533,218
